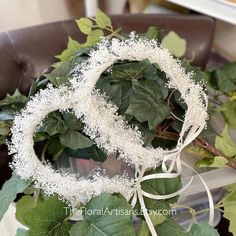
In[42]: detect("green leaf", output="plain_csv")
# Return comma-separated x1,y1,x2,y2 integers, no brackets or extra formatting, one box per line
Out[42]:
45,61,71,86
0,135,7,144
0,174,30,221
195,158,213,169
0,89,27,107
0,121,11,136
21,196,71,236
62,111,83,130
108,60,161,83
146,26,161,41
221,188,236,235
60,130,94,150
126,80,170,130
16,228,28,236
215,126,236,157
76,18,93,34
56,37,81,62
162,31,187,58
139,214,166,236
212,62,236,93
186,222,219,236
95,10,111,29
16,196,38,225
65,144,107,162
39,112,68,136
186,146,214,159
222,100,236,128
69,193,135,236
141,167,182,207
209,156,228,168
155,218,185,236
86,29,104,46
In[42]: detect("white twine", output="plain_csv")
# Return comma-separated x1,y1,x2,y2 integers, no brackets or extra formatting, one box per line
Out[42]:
9,35,212,235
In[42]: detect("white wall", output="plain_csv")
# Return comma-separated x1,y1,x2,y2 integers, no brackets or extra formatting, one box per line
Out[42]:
0,0,72,32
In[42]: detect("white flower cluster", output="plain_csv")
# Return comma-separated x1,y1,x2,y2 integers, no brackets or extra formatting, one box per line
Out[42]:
9,35,208,207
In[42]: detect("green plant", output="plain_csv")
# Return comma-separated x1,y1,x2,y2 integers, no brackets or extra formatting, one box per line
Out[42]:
0,10,236,236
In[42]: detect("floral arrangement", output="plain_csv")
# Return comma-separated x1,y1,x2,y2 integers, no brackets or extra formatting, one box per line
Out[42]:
0,10,236,236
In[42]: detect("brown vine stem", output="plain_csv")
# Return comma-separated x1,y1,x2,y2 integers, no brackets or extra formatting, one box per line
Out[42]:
156,127,236,170
194,138,236,170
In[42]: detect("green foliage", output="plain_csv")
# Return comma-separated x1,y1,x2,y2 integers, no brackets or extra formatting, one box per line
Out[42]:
222,100,236,128
154,218,185,236
45,61,71,86
186,223,219,236
86,29,104,46
65,144,107,161
69,193,135,236
60,130,94,150
209,156,228,168
20,196,71,236
0,174,30,221
139,214,166,236
146,26,161,41
76,18,93,34
215,125,236,157
95,9,112,29
161,31,187,58
220,185,236,235
16,196,39,225
211,62,236,93
56,37,81,62
126,80,170,130
39,112,68,136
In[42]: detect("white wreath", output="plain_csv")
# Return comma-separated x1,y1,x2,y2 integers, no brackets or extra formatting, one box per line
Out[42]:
9,35,210,236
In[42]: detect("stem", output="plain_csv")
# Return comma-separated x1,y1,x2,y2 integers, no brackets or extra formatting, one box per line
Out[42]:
194,138,236,170
41,140,50,162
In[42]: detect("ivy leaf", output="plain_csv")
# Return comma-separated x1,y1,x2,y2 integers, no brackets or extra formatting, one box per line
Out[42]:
146,26,161,41
69,193,135,236
60,130,94,150
0,89,27,107
95,10,112,29
45,61,71,86
212,62,236,93
141,167,182,207
0,121,11,136
56,37,81,62
0,174,30,221
222,101,236,128
86,29,104,46
215,126,236,157
21,196,71,236
16,196,38,225
186,146,214,159
16,228,28,236
209,156,228,168
76,18,93,34
62,111,83,130
186,222,219,236
222,189,236,235
195,158,213,169
108,60,160,82
126,80,170,130
65,144,107,162
162,31,187,58
155,218,185,236
39,112,68,136
139,214,166,236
